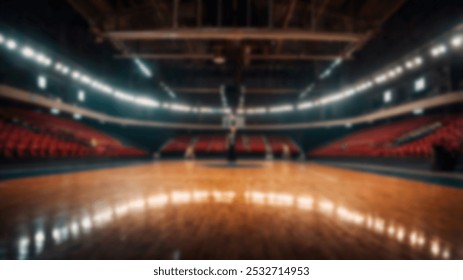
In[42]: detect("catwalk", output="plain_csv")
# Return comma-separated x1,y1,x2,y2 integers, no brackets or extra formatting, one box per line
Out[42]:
0,161,461,259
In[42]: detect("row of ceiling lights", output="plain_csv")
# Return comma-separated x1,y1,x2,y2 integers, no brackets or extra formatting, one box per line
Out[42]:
0,30,462,117
294,33,462,112
0,32,223,114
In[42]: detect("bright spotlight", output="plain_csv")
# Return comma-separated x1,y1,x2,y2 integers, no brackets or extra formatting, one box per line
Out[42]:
6,40,17,50
21,47,35,58
269,104,293,113
199,106,214,114
55,62,63,71
297,101,314,110
414,77,426,92
62,67,70,74
451,35,462,47
114,91,135,101
171,103,192,112
37,75,47,89
430,45,447,57
78,90,85,102
383,90,392,103
134,58,152,78
414,56,423,65
71,71,81,79
134,97,160,108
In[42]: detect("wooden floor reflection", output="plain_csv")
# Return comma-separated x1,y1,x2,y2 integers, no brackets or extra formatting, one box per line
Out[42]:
0,160,462,259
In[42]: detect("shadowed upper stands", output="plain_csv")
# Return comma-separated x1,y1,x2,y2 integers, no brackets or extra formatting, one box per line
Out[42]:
0,107,147,158
310,115,463,158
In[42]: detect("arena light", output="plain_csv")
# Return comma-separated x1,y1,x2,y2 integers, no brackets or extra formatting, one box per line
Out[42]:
299,84,314,99
374,74,388,84
134,58,152,78
73,113,82,120
355,80,373,92
320,58,343,80
269,104,293,113
343,88,356,97
34,53,52,66
167,89,176,98
171,103,191,112
80,75,92,85
199,106,214,114
134,97,160,108
55,62,63,71
430,44,447,57
78,90,85,102
102,85,114,95
5,39,17,50
383,90,392,103
71,71,81,80
383,66,403,80
319,95,337,105
3,27,460,117
414,56,423,65
55,63,70,75
21,46,35,58
160,82,176,98
297,101,314,110
414,77,426,92
114,91,135,101
319,69,332,80
37,75,47,89
405,56,423,69
451,35,462,48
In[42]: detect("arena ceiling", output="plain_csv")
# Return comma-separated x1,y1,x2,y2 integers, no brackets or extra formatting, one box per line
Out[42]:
64,0,407,106
1,0,461,110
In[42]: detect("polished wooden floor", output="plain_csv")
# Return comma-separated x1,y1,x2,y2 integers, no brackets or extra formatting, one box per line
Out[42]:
0,160,462,259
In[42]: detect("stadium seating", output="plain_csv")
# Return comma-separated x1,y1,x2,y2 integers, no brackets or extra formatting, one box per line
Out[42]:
0,107,147,159
309,115,463,158
247,135,267,154
267,135,300,156
161,135,193,154
193,135,227,154
161,134,301,157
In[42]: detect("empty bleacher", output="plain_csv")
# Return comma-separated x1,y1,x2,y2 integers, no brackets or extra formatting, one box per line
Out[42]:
0,107,147,159
161,134,301,158
267,135,300,157
309,115,463,158
246,135,267,155
192,135,227,154
161,135,194,155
